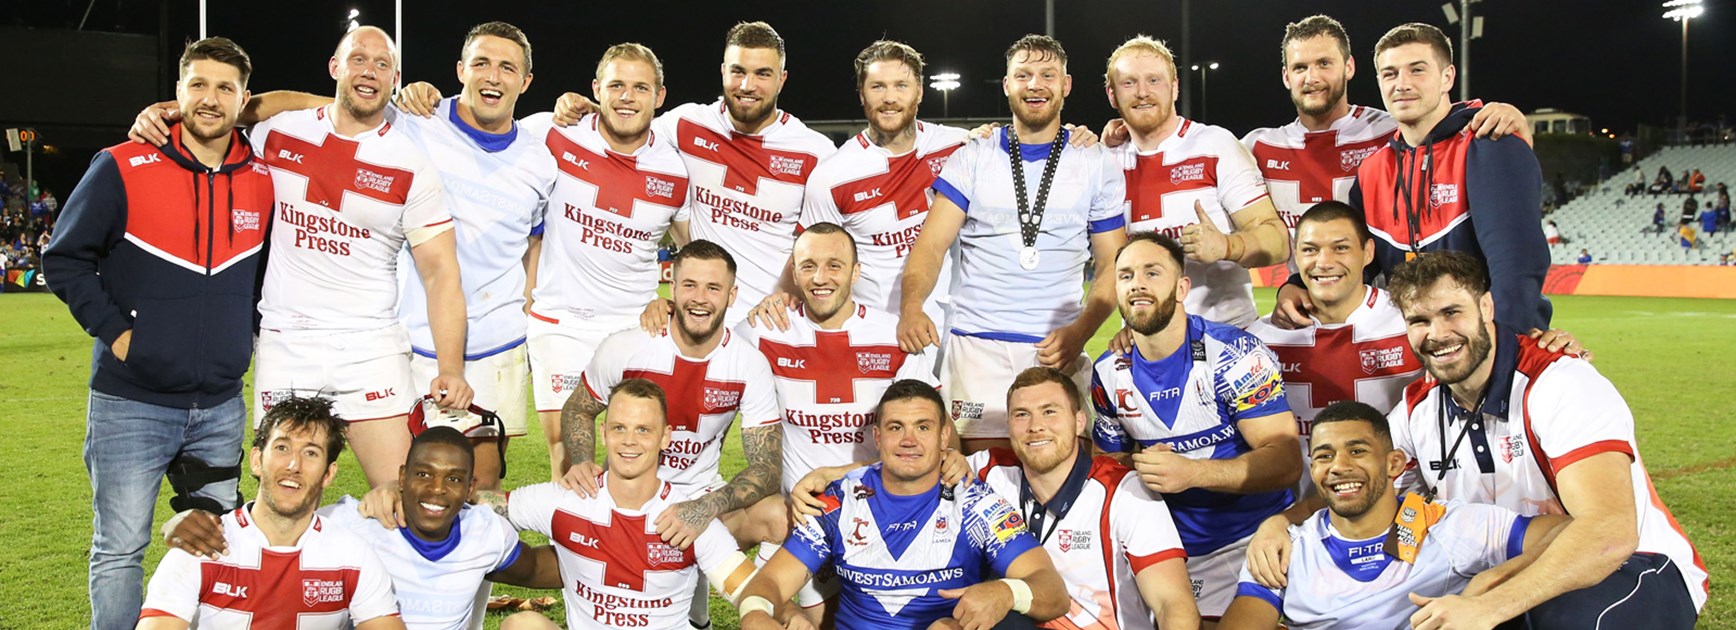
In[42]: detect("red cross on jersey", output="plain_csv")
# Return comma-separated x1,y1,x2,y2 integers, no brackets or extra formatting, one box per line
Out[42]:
1242,105,1397,231
738,303,939,491
1246,286,1423,437
508,479,742,630
249,106,453,333
140,506,400,629
578,328,782,494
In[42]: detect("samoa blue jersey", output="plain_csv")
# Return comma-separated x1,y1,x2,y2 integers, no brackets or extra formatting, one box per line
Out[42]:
1089,314,1294,555
783,464,1040,630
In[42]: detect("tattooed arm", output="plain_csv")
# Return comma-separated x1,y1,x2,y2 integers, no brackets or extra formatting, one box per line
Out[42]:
654,425,783,550
558,391,608,497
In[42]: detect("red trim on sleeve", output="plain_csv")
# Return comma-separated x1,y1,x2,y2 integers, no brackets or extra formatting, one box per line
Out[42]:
529,311,560,325
1550,439,1634,473
422,218,454,229
1128,547,1188,574
138,608,183,620
579,373,603,403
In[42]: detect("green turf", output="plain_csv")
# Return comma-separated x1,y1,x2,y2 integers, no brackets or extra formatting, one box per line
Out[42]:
1,290,1729,629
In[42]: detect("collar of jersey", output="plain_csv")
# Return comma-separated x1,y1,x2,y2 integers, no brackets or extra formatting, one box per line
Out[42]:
398,508,464,562
714,98,782,137
1319,519,1393,583
445,97,518,153
1021,445,1094,522
998,126,1068,162
1438,323,1519,421
866,466,944,560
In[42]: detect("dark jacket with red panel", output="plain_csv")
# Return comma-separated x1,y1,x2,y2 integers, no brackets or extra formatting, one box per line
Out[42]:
44,125,273,409
1289,103,1551,331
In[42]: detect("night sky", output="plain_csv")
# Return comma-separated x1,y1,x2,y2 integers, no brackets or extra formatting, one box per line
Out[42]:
14,0,1736,143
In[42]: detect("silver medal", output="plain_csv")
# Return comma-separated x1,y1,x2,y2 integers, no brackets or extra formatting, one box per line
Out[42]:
1019,246,1041,270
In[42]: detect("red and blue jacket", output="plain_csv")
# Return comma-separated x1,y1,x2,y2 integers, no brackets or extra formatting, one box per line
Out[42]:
1288,103,1551,331
44,124,274,408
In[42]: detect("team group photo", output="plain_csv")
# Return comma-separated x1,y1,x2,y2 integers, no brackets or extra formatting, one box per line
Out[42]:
1,1,1729,629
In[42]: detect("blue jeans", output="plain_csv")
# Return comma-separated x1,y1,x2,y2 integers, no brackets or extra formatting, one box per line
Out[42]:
85,390,243,630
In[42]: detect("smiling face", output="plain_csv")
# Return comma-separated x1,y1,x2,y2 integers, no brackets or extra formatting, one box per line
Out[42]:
670,257,737,344
330,28,399,122
1007,381,1085,475
1106,53,1177,137
593,57,665,145
175,59,248,144
720,45,785,130
398,442,473,540
1004,49,1070,131
1375,42,1454,129
1295,217,1374,307
791,229,860,323
1115,239,1188,336
859,59,922,140
602,394,671,481
874,398,951,486
250,424,339,521
1283,35,1353,119
1309,419,1404,520
1400,278,1496,386
456,34,532,131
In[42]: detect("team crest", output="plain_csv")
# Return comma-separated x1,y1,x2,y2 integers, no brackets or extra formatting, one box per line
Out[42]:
926,155,948,178
353,168,397,195
769,155,806,177
301,578,345,607
550,373,582,394
1498,435,1527,464
232,208,261,232
1340,146,1381,172
1360,347,1407,375
702,386,742,410
1429,183,1460,208
646,541,686,565
645,176,676,199
1169,162,1207,186
951,400,984,421
857,352,892,374
1056,529,1093,552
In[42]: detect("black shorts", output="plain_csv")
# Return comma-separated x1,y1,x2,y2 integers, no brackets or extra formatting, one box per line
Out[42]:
1519,552,1697,629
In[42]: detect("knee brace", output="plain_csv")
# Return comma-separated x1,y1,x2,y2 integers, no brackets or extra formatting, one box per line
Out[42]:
166,455,241,513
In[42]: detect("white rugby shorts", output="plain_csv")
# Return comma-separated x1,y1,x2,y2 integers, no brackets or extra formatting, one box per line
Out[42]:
940,334,1089,439
409,344,530,437
1188,533,1253,618
253,324,416,425
527,315,624,413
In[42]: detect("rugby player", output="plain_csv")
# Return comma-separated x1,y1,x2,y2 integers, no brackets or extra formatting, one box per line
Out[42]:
1219,401,1566,629
1102,36,1291,329
742,380,1069,629
161,425,563,629
898,34,1128,452
1088,232,1302,620
137,397,403,629
490,379,760,629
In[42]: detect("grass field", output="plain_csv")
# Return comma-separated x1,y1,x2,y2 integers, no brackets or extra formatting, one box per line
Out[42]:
0,290,1729,629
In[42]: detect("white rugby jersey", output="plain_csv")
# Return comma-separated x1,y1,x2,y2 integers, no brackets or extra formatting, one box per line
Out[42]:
140,505,399,629
737,303,939,490
1116,117,1271,328
1246,286,1422,438
1236,500,1529,629
934,128,1128,341
801,122,967,317
320,496,523,630
653,101,836,318
1089,314,1293,555
785,466,1042,630
970,449,1187,630
507,479,739,630
524,112,689,333
1391,328,1708,611
394,99,555,359
253,105,452,332
1241,106,1396,231
578,328,782,492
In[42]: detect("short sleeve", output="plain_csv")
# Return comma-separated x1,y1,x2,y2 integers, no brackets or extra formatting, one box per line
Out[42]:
932,138,982,211
139,549,203,622
1437,500,1531,577
782,482,844,573
962,483,1041,576
518,112,555,141
505,482,562,536
578,332,635,404
1112,475,1187,573
692,517,741,574
247,114,276,156
651,108,682,150
800,167,843,230
1213,131,1272,212
1089,360,1133,453
1234,559,1285,611
1224,337,1290,422
1525,359,1637,472
1089,147,1131,231
481,510,526,572
402,157,454,247
737,352,784,429
347,544,402,624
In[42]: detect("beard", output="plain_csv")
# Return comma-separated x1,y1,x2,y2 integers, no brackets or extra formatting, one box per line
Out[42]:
1119,100,1171,137
725,92,777,130
182,109,234,143
598,109,652,145
1012,436,1076,476
259,476,323,521
1321,477,1383,519
338,85,389,120
865,104,917,142
1124,291,1181,336
1419,324,1495,385
1291,78,1347,118
1009,93,1064,132
675,305,725,344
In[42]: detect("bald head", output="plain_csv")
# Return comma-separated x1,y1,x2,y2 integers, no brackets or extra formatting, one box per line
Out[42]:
334,26,400,71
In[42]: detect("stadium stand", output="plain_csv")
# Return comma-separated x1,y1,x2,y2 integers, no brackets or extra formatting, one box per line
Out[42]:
1547,144,1736,265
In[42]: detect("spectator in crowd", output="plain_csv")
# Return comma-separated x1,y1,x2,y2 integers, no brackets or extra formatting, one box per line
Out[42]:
1577,248,1593,264
1681,196,1699,224
1687,168,1706,193
1543,220,1563,246
1714,191,1731,232
1648,202,1669,234
1676,169,1691,194
1650,167,1673,195
1699,202,1718,236
1626,167,1647,196
1679,220,1697,250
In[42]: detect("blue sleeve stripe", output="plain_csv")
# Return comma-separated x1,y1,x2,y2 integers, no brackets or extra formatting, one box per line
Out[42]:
530,221,545,237
991,536,1043,576
495,541,525,572
1236,581,1283,610
1506,515,1533,560
782,538,828,574
1089,214,1127,234
932,177,970,213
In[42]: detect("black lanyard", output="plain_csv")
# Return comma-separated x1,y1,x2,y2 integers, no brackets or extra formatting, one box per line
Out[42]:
1018,451,1091,545
1427,387,1488,502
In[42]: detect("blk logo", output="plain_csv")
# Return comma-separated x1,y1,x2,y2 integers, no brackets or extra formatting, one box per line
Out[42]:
212,581,248,598
363,388,395,402
692,137,719,152
128,154,163,168
776,357,806,369
569,532,600,549
853,188,883,203
276,149,304,164
561,152,589,170
1265,159,1290,170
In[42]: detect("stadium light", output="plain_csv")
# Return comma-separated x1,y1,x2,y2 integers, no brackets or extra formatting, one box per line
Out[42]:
1189,63,1220,120
1442,1,1484,102
1664,0,1703,132
345,8,360,33
929,72,962,118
